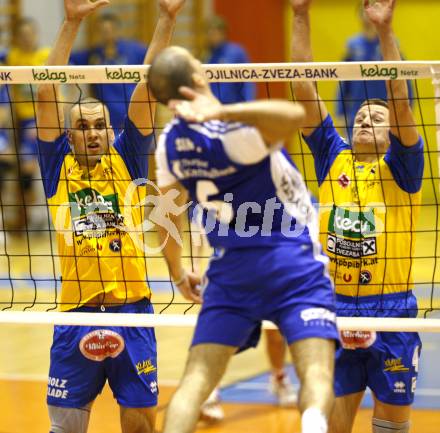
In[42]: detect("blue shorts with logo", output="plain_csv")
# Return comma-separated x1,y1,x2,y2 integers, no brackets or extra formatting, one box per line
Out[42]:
335,291,421,405
47,299,157,409
192,244,339,351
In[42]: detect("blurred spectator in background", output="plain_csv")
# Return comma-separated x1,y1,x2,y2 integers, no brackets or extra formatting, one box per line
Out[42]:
205,15,256,104
1,18,50,231
70,13,147,132
336,2,413,139
0,85,13,246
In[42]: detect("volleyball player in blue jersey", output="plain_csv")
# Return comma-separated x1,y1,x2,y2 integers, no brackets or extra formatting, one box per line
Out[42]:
149,46,338,433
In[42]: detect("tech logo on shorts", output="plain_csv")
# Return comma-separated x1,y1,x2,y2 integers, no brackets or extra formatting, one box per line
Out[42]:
79,329,125,361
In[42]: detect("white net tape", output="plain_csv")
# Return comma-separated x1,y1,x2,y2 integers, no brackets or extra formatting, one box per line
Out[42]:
0,60,436,84
1,61,440,332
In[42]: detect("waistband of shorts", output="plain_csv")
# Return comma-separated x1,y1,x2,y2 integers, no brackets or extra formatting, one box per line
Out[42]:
71,297,151,313
336,290,415,304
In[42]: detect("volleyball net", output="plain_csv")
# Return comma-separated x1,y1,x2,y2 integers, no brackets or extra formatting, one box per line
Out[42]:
0,61,440,331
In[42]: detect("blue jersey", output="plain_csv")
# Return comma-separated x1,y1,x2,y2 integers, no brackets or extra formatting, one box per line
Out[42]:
208,42,256,104
336,34,413,135
70,40,147,131
156,119,318,249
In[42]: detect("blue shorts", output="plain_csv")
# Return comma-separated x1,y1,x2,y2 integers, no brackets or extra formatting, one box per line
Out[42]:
335,291,421,405
192,244,338,351
19,118,37,161
47,299,158,409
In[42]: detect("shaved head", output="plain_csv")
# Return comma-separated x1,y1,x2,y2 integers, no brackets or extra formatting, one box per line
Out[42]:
148,46,197,105
70,97,110,126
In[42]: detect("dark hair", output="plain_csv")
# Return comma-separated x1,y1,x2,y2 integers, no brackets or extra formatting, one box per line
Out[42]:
16,17,37,31
97,12,121,27
148,47,196,105
206,15,227,32
359,98,389,110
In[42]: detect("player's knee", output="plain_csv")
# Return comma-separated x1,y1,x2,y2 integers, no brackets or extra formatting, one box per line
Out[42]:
48,404,91,433
372,418,410,433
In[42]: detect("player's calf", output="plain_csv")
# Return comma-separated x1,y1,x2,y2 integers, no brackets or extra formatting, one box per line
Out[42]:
48,404,91,433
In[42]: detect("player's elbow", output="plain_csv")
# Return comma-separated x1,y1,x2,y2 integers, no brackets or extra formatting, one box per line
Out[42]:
36,84,56,103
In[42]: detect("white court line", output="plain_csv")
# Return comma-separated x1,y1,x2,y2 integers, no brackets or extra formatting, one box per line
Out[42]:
228,382,440,397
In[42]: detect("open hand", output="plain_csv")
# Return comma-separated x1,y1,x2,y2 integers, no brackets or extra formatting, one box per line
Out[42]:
159,0,186,18
169,87,223,123
289,0,312,14
364,0,396,29
64,0,110,22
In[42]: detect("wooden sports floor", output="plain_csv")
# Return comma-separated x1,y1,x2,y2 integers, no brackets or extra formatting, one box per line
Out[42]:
0,205,440,432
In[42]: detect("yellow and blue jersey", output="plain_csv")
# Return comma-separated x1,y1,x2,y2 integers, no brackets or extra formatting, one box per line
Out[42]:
37,118,153,311
6,47,50,120
304,115,424,298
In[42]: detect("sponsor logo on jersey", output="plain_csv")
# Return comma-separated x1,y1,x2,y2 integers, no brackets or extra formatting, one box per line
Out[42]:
393,381,406,394
340,330,377,350
69,188,124,237
327,207,377,258
109,238,122,252
337,173,351,188
384,357,410,373
79,329,125,362
328,207,376,239
136,358,157,375
359,270,372,285
327,234,377,258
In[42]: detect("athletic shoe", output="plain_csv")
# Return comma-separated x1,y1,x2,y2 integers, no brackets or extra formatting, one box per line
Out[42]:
200,388,224,423
269,373,298,407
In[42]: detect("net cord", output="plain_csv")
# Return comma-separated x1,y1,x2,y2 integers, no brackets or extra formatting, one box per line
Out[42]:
0,311,439,332
0,61,437,84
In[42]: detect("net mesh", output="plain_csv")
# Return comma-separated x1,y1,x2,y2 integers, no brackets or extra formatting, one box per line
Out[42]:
0,62,439,321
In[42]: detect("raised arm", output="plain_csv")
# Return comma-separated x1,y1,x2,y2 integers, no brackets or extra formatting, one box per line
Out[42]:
171,87,305,145
128,0,185,134
365,0,418,146
290,0,328,136
36,0,109,142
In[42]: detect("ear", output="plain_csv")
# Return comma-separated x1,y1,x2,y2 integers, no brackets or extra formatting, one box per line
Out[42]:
66,129,75,152
108,127,115,144
192,72,206,89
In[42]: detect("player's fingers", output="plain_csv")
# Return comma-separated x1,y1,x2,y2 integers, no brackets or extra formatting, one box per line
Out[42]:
92,0,111,10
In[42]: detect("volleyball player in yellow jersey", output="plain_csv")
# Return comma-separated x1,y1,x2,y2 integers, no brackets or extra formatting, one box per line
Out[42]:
35,0,185,432
291,1,423,433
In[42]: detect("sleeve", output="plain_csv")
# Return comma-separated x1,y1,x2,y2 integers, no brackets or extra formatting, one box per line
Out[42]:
37,134,70,198
222,124,270,165
303,115,351,186
155,133,178,188
69,50,90,65
113,116,154,181
133,42,147,64
384,134,424,193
